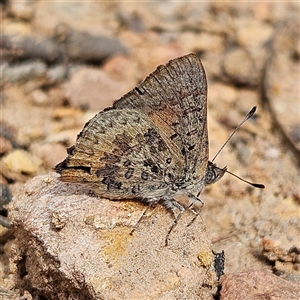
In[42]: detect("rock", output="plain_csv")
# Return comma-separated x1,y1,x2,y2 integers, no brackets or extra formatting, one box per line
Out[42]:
236,18,273,49
179,32,225,54
29,142,70,169
30,89,49,106
0,136,13,154
261,237,300,283
8,0,35,21
9,173,219,300
2,34,62,63
0,183,13,212
0,122,20,150
208,82,237,106
2,60,47,84
262,17,300,159
222,48,259,86
1,149,42,175
0,216,12,229
220,270,300,300
46,65,68,84
102,55,138,87
65,68,129,111
54,23,128,62
45,129,81,146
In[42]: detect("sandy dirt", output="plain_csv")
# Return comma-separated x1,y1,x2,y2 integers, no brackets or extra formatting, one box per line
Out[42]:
1,1,299,299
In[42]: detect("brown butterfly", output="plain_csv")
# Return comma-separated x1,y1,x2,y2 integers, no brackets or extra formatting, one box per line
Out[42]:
55,54,264,245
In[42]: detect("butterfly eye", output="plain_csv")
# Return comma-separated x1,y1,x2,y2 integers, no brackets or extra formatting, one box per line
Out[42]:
205,170,216,184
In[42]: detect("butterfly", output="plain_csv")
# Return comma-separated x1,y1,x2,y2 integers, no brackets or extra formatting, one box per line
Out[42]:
55,53,263,245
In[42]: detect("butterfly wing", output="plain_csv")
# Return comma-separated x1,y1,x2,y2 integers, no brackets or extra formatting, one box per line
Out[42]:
113,54,208,185
56,54,208,197
55,109,185,199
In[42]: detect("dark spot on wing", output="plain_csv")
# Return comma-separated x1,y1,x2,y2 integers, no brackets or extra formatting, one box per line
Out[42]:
158,140,167,151
149,146,156,154
151,165,159,173
101,176,122,190
135,87,145,95
182,106,200,115
143,159,150,167
124,167,134,179
123,159,132,167
187,129,197,137
55,161,91,174
141,171,149,180
170,133,178,140
67,145,75,155
144,159,159,173
131,184,140,194
167,172,174,180
144,128,159,144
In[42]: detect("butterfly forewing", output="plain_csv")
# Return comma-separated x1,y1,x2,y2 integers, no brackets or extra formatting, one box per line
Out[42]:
113,54,208,185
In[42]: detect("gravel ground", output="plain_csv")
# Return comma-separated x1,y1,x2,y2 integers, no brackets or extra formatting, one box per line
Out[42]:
1,1,299,299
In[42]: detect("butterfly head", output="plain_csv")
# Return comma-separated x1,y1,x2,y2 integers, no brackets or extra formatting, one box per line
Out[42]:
205,161,227,186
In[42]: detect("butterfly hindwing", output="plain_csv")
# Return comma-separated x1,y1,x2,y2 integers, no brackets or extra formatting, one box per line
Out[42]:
55,109,185,199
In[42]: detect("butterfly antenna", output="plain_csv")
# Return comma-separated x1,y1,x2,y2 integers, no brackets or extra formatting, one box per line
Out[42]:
211,106,256,163
211,106,265,189
225,170,265,188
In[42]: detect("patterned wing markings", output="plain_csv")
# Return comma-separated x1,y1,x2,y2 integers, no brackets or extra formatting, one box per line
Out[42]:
113,54,208,185
56,109,185,199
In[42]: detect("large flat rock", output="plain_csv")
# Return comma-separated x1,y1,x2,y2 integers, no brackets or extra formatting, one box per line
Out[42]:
9,172,218,300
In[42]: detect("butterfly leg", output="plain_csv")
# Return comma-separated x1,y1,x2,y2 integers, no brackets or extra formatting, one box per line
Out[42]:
162,198,185,246
186,193,204,227
130,199,158,236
